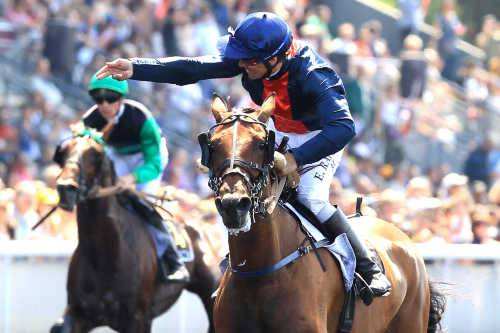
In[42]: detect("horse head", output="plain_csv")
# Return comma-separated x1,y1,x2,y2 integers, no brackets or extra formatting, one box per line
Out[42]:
53,129,115,211
199,94,277,234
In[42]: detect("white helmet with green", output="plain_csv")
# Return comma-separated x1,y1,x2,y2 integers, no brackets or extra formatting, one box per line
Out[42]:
88,73,129,96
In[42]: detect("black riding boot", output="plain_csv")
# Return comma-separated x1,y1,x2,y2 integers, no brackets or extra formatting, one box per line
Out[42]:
158,233,190,283
321,209,391,301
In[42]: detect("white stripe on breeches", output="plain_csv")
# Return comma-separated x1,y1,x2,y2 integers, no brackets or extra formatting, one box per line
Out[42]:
106,137,168,194
268,119,342,222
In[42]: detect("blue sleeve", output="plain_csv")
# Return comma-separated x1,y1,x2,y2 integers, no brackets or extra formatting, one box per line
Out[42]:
130,55,242,85
290,69,356,166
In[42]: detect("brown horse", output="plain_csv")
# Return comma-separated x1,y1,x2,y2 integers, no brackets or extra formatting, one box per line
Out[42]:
200,94,445,333
49,134,219,333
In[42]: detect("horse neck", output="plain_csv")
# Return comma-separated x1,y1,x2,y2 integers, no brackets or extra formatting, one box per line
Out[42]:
76,165,122,268
228,206,302,272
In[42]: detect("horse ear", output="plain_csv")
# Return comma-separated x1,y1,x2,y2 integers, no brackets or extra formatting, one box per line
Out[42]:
211,94,230,122
258,93,276,123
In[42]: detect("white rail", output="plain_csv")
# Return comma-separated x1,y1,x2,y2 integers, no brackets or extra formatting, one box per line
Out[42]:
1,240,499,260
1,241,499,332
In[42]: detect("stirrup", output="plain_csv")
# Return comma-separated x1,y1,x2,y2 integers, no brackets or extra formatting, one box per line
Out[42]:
157,259,189,283
166,265,190,283
354,272,374,306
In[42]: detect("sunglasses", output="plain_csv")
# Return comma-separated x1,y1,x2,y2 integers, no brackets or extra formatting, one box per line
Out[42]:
91,92,122,104
239,58,261,66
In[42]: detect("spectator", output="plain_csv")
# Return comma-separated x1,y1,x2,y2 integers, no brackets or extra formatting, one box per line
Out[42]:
376,83,406,167
443,195,473,243
31,57,63,106
475,15,499,67
400,34,427,99
0,190,14,240
464,139,492,187
373,189,406,225
406,176,433,198
436,0,466,82
366,20,390,58
439,172,470,199
165,148,195,191
7,153,35,187
11,181,39,239
326,22,357,56
471,181,489,204
488,179,500,205
471,207,498,244
397,0,430,48
356,24,374,58
42,164,61,189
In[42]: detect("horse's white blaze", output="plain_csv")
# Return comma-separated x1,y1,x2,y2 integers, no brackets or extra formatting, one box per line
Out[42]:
229,120,238,170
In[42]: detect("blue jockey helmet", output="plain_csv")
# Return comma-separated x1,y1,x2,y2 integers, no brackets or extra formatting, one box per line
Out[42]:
220,12,293,61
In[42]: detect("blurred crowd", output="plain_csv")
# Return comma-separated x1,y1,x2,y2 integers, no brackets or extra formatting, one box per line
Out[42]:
0,0,498,244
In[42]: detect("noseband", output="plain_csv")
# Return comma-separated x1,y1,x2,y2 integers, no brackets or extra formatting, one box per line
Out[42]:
61,155,102,202
198,112,276,217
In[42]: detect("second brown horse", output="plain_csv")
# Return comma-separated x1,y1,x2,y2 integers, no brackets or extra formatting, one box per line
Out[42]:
202,94,445,333
50,134,219,332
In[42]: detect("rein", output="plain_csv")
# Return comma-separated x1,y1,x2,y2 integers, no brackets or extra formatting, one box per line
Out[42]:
32,185,173,231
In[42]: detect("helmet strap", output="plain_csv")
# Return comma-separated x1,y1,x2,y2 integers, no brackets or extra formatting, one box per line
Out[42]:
263,53,286,79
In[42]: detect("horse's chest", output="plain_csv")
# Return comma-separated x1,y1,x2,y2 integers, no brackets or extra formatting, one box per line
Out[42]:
216,285,306,332
73,271,135,316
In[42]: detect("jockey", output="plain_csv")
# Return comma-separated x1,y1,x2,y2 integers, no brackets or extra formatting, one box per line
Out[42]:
82,73,189,283
96,12,391,297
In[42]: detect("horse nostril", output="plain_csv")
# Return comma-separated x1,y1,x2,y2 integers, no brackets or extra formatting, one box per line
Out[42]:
236,197,251,212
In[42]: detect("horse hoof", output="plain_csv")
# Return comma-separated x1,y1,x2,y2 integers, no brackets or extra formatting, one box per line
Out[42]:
50,323,63,333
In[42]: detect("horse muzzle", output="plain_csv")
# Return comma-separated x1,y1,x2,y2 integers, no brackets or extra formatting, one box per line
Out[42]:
215,195,252,231
57,184,79,211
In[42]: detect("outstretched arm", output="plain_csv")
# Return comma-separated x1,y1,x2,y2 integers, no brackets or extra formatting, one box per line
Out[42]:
97,56,242,86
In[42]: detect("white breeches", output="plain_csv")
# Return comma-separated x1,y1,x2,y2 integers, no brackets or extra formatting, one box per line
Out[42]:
268,119,342,222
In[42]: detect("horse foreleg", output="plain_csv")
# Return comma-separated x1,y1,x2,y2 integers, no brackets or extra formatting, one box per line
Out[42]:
50,310,92,333
188,273,219,333
50,309,70,333
118,315,152,333
186,262,219,333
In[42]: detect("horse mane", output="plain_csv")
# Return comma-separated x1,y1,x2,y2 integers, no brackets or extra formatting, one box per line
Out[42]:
100,150,117,186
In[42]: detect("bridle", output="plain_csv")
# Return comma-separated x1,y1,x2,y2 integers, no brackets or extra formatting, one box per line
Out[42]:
198,111,276,219
55,136,122,202
199,112,332,279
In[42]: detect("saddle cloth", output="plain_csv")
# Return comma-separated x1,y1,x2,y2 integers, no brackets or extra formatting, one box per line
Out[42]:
164,219,194,263
121,192,194,263
284,203,356,292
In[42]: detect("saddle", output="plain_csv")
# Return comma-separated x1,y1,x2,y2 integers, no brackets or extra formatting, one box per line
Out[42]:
118,191,192,259
121,191,167,231
284,191,386,333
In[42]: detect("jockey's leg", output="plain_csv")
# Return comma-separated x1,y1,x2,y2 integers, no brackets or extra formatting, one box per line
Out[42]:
139,181,189,283
109,144,187,283
145,218,189,283
321,209,391,300
295,152,391,300
156,226,190,283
